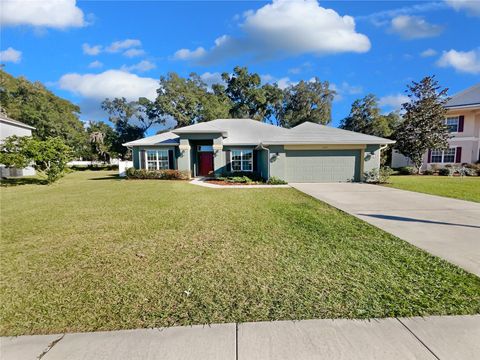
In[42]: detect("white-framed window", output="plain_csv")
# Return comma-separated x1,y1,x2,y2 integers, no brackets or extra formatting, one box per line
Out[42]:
231,149,253,172
146,149,169,170
445,117,459,133
430,148,456,163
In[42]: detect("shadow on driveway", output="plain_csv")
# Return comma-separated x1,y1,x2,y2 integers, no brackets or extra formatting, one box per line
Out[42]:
359,213,480,230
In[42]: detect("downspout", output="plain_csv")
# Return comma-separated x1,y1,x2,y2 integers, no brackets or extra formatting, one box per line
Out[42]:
256,143,270,180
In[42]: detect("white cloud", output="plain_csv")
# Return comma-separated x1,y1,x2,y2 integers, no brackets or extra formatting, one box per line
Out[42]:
330,81,363,102
121,60,156,73
82,43,102,56
420,48,438,57
123,48,146,58
173,0,370,64
0,47,22,63
0,0,86,29
173,47,207,60
199,72,225,88
58,70,158,101
390,15,443,39
88,60,103,68
106,39,142,53
436,48,480,74
445,0,480,16
358,2,447,26
379,94,409,110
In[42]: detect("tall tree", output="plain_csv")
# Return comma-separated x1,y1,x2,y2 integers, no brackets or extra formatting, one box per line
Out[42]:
340,94,400,138
87,121,119,162
394,76,449,173
155,72,230,127
278,78,335,127
0,69,88,157
101,97,163,158
222,66,283,121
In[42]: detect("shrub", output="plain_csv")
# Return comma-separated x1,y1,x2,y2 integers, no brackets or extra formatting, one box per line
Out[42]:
422,169,434,175
267,176,287,185
464,163,480,176
397,166,416,175
438,166,458,176
126,168,190,180
458,166,476,177
221,171,263,182
364,167,394,184
438,168,450,176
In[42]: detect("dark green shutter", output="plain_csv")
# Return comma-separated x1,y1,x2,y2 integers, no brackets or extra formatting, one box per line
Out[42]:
140,150,146,169
226,150,231,172
253,150,258,172
168,149,174,169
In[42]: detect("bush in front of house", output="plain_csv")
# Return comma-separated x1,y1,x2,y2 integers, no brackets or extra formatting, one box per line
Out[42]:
126,168,190,180
221,171,263,182
422,169,434,175
266,176,288,185
364,167,394,184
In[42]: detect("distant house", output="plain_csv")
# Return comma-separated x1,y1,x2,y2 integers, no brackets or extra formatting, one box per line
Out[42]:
0,113,36,177
392,83,480,170
123,118,394,183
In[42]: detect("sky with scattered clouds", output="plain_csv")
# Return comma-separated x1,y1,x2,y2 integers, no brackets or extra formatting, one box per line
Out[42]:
1,0,479,131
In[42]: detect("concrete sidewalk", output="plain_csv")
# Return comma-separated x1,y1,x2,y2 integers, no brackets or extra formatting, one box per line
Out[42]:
1,315,479,360
291,183,480,276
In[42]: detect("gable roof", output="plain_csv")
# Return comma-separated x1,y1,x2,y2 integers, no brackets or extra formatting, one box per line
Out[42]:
268,122,394,145
123,118,394,147
445,83,480,109
0,113,36,130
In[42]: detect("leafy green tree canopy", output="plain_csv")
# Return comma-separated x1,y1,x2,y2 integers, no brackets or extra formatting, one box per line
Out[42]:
278,78,335,127
0,136,72,183
0,69,88,157
394,76,450,172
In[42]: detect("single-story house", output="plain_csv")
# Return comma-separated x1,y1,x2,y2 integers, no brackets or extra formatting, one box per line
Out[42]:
0,113,36,177
391,83,480,170
123,119,394,183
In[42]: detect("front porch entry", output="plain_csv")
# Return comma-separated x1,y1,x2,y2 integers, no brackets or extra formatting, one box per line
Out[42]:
196,145,214,176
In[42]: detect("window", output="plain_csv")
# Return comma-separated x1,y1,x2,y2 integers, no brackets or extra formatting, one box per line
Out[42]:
231,149,253,171
146,150,169,170
197,145,214,152
445,117,459,133
430,148,456,163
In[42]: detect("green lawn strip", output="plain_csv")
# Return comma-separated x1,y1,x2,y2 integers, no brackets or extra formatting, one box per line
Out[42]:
1,171,479,336
384,175,480,202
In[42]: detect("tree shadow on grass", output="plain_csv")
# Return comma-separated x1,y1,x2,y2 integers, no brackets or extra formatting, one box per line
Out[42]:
88,173,123,181
0,177,48,187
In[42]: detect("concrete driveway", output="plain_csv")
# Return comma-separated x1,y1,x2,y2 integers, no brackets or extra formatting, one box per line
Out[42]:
291,183,480,277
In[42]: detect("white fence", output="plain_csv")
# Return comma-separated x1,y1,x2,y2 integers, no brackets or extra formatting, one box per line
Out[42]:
118,161,133,177
67,159,119,166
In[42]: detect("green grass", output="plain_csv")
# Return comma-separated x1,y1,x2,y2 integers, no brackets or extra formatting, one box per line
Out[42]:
1,171,479,336
385,175,480,202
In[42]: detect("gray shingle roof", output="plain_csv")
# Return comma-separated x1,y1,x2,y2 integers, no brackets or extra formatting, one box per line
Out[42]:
445,83,480,108
123,119,394,146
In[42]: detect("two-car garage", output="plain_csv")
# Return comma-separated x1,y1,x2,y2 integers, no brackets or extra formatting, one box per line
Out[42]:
284,149,362,183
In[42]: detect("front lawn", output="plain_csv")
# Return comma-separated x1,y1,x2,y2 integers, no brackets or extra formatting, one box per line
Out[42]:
1,171,479,336
385,175,480,202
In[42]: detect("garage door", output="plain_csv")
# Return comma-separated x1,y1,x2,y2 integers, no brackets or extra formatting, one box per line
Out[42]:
285,149,361,182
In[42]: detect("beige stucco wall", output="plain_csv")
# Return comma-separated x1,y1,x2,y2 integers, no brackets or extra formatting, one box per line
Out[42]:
391,107,480,169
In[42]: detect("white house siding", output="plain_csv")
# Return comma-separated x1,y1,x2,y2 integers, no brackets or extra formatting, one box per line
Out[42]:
0,117,36,177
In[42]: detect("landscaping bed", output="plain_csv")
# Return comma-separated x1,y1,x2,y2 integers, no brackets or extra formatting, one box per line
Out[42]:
1,171,479,336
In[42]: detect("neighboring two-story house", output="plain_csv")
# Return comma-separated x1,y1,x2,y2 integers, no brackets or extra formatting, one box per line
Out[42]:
391,83,480,170
0,113,36,177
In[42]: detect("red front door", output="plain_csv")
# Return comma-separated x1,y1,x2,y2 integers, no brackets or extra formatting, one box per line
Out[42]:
198,152,214,176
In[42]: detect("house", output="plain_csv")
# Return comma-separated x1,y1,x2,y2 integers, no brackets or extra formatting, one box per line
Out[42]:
124,119,393,183
0,113,36,177
391,83,480,170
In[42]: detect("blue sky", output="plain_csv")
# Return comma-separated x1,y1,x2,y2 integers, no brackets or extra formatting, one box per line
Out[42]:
1,0,479,133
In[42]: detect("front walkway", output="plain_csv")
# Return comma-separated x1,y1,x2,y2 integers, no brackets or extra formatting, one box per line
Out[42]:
291,183,480,276
2,315,478,359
